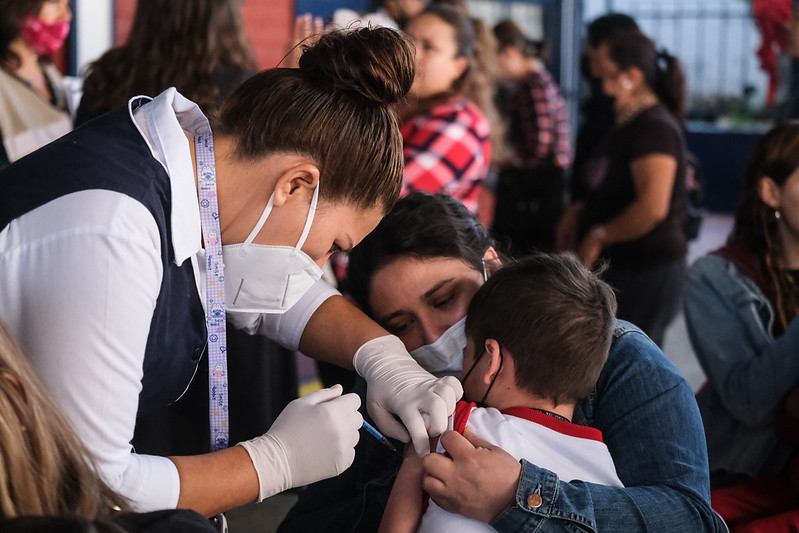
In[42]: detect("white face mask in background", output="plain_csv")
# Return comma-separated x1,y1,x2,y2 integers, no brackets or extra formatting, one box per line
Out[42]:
223,184,323,319
409,317,467,377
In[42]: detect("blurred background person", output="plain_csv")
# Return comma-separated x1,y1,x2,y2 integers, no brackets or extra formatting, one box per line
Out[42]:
76,0,256,124
684,123,799,530
397,4,493,217
491,19,571,255
556,29,688,347
572,13,639,204
0,0,72,169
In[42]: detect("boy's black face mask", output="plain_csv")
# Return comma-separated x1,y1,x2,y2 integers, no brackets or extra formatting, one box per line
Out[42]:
460,346,503,408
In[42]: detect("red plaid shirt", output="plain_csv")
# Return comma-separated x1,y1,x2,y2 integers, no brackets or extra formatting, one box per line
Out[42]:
400,97,491,212
506,69,571,169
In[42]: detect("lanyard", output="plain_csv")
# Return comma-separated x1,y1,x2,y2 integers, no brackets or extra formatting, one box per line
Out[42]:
195,133,229,451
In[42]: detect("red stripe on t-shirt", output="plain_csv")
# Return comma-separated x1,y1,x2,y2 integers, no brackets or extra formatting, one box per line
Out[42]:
453,400,475,434
501,406,604,442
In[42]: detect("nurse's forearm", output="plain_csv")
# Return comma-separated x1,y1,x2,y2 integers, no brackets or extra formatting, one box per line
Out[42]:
299,294,388,369
170,446,259,517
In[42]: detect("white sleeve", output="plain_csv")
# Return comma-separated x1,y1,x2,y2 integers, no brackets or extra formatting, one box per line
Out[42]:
254,279,340,350
0,190,180,511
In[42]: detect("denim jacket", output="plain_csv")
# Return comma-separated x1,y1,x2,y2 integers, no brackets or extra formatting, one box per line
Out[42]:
684,254,799,478
280,322,724,532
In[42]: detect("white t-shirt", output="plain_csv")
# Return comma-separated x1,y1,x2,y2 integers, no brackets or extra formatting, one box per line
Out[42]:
419,401,623,533
0,88,338,510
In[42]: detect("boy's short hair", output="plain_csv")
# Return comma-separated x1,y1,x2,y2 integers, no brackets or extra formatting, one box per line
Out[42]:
465,253,617,405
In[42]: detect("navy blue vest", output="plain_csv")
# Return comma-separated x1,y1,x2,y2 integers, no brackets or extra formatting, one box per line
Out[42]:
0,104,207,416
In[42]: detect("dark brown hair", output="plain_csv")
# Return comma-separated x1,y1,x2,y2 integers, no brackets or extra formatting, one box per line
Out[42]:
0,0,46,69
605,30,686,124
81,0,257,115
465,254,617,405
732,123,799,333
586,13,639,48
214,27,415,213
347,192,496,316
493,19,544,60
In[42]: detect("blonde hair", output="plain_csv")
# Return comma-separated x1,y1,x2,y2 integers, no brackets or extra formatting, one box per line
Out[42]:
0,320,126,519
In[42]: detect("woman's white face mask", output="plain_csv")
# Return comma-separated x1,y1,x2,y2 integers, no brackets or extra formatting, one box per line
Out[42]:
409,317,467,377
222,185,323,320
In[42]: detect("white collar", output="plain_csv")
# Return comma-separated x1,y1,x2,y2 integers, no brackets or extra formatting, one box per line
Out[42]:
128,88,209,266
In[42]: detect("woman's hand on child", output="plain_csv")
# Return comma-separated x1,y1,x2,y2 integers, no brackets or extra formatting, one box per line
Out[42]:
421,427,521,523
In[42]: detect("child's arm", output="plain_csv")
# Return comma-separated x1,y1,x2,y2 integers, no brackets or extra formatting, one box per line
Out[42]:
379,440,435,533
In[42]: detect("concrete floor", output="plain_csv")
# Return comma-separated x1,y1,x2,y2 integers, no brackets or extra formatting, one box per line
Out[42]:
225,212,735,532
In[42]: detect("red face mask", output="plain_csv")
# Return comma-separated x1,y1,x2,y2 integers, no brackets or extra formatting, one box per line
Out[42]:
21,15,70,56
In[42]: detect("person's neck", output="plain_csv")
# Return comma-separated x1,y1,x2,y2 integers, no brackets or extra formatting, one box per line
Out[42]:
184,132,258,242
8,37,40,76
528,57,544,73
7,37,52,101
615,89,658,125
510,58,542,81
397,92,458,124
489,390,575,422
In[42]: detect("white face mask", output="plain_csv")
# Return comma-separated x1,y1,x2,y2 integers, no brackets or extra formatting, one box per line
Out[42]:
409,317,467,377
223,184,323,318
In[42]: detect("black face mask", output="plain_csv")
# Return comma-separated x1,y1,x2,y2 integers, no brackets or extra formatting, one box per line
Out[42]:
460,345,503,408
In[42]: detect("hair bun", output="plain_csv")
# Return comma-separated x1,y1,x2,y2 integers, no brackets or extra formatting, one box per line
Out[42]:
299,27,415,106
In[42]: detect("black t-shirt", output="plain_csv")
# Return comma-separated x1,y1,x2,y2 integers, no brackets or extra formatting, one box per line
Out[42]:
580,103,687,266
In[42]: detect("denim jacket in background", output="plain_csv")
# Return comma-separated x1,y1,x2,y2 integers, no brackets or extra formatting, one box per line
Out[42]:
281,321,724,532
684,253,799,478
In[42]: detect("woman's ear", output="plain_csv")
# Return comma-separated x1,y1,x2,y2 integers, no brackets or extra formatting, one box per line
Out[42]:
758,176,781,210
273,162,320,207
626,67,645,92
454,56,469,81
482,247,501,277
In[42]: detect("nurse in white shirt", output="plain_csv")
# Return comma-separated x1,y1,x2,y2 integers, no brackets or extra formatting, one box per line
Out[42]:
0,27,461,515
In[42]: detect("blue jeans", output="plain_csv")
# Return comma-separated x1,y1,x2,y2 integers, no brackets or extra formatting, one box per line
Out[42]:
280,322,725,532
